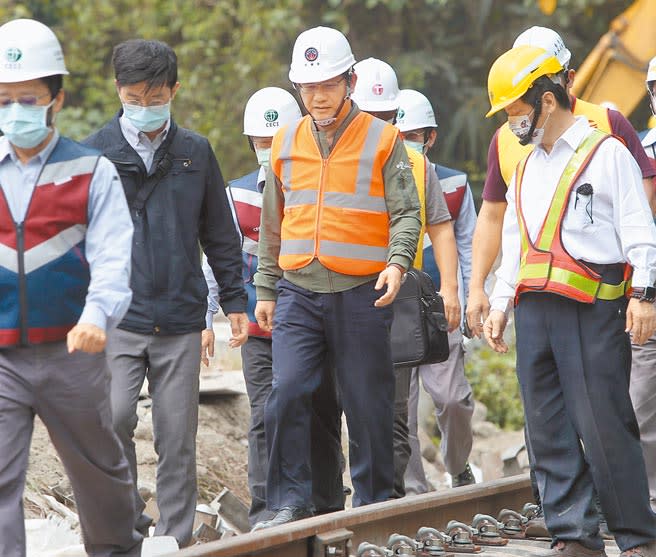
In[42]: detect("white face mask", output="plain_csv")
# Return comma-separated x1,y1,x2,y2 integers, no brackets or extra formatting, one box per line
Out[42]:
255,147,271,167
508,109,550,146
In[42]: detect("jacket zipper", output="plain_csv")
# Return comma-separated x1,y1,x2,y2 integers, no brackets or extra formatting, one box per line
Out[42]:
16,222,28,346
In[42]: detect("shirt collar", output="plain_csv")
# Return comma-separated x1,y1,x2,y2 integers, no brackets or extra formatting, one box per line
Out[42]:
536,115,590,155
0,128,60,166
119,112,170,148
257,165,266,187
642,127,656,149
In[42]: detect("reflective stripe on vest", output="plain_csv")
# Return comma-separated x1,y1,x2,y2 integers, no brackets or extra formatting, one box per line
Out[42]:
514,128,627,304
407,147,426,269
0,137,97,346
498,97,612,186
272,112,398,275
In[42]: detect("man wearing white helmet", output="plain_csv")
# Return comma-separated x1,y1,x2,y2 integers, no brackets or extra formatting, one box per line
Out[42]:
467,25,655,337
203,87,344,526
254,26,421,527
395,88,478,492
630,57,656,514
0,18,141,556
351,59,461,497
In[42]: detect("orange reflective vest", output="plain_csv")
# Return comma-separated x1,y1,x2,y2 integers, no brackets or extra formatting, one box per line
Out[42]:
498,96,612,186
514,128,629,304
271,112,398,275
406,147,426,269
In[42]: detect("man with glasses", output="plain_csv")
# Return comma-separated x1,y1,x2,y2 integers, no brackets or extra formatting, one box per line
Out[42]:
0,19,142,556
85,39,248,547
253,26,421,528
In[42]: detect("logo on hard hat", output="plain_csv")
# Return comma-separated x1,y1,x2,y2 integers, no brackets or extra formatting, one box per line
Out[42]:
372,83,384,96
304,47,319,62
264,109,279,126
397,108,405,120
5,48,22,63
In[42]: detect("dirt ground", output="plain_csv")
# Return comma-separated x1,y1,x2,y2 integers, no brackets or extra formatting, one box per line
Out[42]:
24,322,527,526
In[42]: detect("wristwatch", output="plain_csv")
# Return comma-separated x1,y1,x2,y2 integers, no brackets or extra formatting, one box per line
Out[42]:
630,286,656,303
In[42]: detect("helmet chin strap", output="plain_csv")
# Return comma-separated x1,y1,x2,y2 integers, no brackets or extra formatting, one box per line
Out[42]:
519,100,542,146
312,83,351,128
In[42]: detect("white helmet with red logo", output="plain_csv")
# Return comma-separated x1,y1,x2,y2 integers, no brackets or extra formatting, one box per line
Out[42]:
289,26,355,84
351,57,400,112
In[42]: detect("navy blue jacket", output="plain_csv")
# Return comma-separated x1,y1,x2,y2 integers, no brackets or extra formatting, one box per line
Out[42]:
85,113,246,335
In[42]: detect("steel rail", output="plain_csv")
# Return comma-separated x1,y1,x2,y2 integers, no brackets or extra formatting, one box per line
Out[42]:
172,473,533,557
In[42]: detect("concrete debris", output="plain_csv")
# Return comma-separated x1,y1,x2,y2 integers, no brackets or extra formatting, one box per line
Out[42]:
142,536,178,556
192,522,221,544
213,487,250,533
25,516,82,556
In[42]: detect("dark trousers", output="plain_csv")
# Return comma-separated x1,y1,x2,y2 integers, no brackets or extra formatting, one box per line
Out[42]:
241,336,344,526
266,279,395,509
392,366,412,498
515,289,656,551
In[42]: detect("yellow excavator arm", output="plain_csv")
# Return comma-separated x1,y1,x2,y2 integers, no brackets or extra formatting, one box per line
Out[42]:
557,0,656,117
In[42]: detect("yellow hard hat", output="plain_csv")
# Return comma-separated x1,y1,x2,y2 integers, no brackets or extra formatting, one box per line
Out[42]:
486,45,564,118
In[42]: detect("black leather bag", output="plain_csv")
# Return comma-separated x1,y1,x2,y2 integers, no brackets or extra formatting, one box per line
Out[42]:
390,268,450,367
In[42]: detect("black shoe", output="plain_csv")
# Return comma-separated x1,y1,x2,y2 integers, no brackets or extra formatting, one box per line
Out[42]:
452,463,476,488
251,506,313,531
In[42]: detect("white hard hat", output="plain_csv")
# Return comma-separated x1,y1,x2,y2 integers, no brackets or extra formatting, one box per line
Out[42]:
351,57,400,112
395,89,437,132
243,87,302,137
513,26,571,70
289,26,355,84
647,56,656,83
0,19,68,83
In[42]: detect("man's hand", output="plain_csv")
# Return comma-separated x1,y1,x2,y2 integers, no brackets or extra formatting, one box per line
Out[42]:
255,301,276,333
483,310,508,353
227,312,249,348
67,323,106,354
466,287,491,338
201,329,215,366
626,298,656,346
440,286,461,332
374,265,404,307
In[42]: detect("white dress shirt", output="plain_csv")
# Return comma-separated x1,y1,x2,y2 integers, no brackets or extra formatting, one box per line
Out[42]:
490,116,656,312
119,114,170,171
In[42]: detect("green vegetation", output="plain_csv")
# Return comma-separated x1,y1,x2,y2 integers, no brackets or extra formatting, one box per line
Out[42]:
0,0,641,197
465,334,525,430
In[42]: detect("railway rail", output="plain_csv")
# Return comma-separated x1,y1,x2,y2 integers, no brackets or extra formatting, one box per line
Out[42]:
170,474,618,557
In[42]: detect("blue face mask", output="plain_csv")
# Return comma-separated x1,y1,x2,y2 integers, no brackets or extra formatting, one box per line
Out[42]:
0,100,55,149
122,102,171,133
404,139,425,155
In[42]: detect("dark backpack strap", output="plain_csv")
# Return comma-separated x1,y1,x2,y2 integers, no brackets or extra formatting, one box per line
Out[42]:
131,123,178,215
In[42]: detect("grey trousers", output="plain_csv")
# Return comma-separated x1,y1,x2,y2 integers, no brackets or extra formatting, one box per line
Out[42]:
241,336,344,526
0,342,142,557
106,328,201,546
630,334,656,508
403,329,474,493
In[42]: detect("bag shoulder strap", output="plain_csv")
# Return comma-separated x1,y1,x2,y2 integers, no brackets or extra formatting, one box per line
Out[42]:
131,124,179,214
